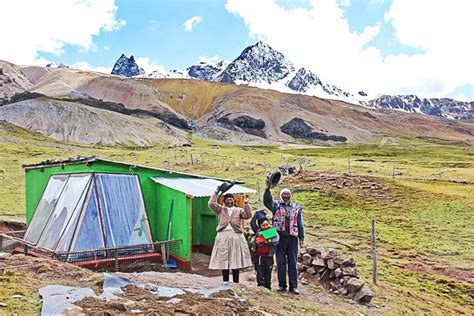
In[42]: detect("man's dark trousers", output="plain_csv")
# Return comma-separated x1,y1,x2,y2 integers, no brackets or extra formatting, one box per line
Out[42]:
256,255,274,289
275,234,298,290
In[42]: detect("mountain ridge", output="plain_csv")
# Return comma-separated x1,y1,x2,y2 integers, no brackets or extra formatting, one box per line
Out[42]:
108,42,471,120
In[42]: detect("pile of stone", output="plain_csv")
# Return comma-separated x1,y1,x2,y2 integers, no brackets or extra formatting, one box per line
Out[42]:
298,246,373,304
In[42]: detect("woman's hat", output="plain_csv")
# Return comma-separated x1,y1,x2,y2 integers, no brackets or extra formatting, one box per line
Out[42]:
218,181,235,194
267,171,281,189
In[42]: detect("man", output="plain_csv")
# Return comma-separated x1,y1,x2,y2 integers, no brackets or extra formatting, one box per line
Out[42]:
264,179,304,294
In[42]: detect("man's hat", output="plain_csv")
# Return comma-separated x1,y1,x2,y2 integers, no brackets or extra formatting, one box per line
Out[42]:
267,171,281,189
218,181,235,194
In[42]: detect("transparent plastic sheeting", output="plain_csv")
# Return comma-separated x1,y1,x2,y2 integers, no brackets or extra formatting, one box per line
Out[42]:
23,175,68,244
39,274,240,315
23,173,152,252
96,174,151,248
72,182,105,252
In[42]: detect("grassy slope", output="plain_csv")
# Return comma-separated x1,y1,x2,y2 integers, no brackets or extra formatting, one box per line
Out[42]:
0,122,473,313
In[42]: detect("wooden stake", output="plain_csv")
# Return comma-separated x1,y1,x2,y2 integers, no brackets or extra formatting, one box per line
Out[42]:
392,165,396,179
372,218,377,285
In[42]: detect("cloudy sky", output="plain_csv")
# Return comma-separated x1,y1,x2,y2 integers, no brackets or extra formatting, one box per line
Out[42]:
0,0,472,100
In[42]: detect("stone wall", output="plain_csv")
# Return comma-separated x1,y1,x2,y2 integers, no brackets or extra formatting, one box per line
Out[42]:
298,246,373,304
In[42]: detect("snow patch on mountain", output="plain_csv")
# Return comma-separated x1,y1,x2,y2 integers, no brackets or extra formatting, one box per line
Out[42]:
367,95,473,119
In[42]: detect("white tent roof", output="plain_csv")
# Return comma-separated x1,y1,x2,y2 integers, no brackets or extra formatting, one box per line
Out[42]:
151,177,256,198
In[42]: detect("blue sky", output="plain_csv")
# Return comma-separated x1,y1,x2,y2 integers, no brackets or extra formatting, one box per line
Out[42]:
0,0,472,100
41,0,252,70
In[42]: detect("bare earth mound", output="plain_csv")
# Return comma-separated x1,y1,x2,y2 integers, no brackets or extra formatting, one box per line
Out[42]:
0,97,188,146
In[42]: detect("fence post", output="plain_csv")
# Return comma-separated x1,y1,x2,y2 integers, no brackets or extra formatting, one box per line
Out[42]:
372,218,377,284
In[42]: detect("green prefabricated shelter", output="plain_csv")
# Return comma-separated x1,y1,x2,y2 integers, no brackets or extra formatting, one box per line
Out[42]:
22,156,255,269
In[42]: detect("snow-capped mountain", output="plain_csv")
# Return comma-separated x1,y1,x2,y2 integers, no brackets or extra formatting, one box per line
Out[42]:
146,69,187,79
367,95,473,120
46,62,69,68
187,60,228,81
211,41,358,102
215,41,294,84
111,54,145,77
112,42,358,102
110,42,471,120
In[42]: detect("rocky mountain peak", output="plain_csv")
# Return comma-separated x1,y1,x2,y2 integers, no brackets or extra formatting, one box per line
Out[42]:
215,41,294,84
111,54,145,77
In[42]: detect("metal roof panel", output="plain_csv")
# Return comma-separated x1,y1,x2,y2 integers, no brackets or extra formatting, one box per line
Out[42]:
151,177,256,198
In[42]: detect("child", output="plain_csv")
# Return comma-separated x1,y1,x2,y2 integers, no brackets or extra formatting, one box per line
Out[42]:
253,217,280,290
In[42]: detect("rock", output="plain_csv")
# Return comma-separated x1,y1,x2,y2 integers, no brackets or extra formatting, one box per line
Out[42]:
335,268,343,278
341,258,356,267
12,295,24,300
247,274,256,282
342,266,358,277
346,278,365,293
321,248,340,260
327,259,335,270
0,252,11,260
232,115,266,130
333,257,345,266
342,276,352,285
354,288,373,304
320,269,331,282
0,302,7,308
301,278,309,285
307,267,317,275
329,269,336,278
297,262,307,272
299,247,307,256
338,287,348,295
302,253,313,266
312,258,325,267
329,281,338,291
308,247,321,256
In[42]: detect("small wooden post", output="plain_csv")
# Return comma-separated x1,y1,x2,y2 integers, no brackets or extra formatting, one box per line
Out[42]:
392,165,396,179
256,181,261,203
371,218,377,285
348,158,351,175
190,154,194,165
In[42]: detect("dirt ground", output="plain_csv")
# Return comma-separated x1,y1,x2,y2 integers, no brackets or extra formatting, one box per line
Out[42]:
76,284,262,315
0,220,25,233
282,171,412,208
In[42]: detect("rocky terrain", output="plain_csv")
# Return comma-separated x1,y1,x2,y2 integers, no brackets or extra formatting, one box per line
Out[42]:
367,95,473,120
0,59,473,146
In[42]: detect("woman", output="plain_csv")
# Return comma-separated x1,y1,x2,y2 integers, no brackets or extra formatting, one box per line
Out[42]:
208,188,253,285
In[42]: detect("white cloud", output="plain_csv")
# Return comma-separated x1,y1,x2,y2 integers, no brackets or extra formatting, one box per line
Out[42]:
198,55,221,64
226,0,474,98
0,0,125,65
337,0,351,7
135,57,167,73
184,16,203,32
70,61,111,74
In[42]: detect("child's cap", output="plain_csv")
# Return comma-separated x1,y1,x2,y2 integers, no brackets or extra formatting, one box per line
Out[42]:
257,217,269,226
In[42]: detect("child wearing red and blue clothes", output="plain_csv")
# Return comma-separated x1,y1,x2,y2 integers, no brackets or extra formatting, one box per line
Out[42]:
252,216,280,290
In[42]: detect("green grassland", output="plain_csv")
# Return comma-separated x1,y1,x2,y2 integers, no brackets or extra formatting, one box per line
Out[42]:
0,122,473,314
